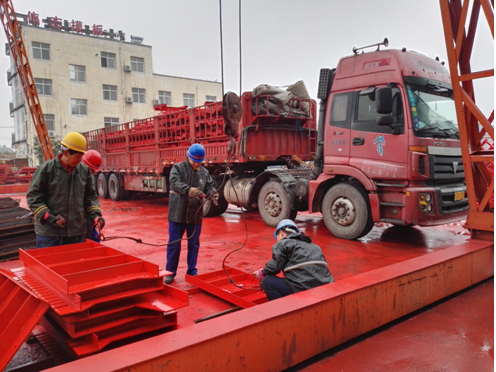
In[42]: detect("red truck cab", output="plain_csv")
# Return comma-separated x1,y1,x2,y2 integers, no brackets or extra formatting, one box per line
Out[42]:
306,47,468,239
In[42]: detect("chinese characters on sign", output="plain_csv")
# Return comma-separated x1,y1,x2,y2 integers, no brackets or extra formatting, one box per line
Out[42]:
18,11,125,41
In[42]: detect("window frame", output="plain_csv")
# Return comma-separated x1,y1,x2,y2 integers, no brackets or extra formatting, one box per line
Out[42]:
69,64,86,82
132,88,146,103
329,92,353,129
44,114,55,131
32,42,50,60
104,117,119,128
102,84,118,101
70,98,87,116
34,78,52,96
183,93,195,107
206,95,217,102
158,91,172,105
101,52,116,69
130,56,144,73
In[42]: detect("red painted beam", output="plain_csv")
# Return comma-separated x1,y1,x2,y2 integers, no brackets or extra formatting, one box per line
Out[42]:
45,240,493,372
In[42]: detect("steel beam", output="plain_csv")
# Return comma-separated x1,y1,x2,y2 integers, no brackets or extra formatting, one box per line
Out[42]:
45,240,493,372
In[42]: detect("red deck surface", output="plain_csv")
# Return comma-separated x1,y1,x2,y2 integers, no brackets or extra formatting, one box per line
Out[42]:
7,193,493,370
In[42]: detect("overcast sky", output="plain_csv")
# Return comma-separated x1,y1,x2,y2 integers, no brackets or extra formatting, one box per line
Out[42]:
0,0,493,147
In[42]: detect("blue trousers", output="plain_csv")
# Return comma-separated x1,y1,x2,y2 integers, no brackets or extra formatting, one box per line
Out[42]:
166,221,202,278
262,275,293,301
36,235,85,248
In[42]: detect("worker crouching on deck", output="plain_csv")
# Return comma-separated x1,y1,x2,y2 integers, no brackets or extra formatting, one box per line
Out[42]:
27,132,105,248
164,143,218,284
254,219,334,301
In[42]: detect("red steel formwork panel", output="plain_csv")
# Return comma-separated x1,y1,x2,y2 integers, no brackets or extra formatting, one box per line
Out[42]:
4,242,189,360
0,270,50,371
439,0,494,237
83,95,317,173
185,267,267,308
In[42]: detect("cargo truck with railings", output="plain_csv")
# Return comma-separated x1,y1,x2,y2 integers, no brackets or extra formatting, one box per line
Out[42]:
83,84,318,223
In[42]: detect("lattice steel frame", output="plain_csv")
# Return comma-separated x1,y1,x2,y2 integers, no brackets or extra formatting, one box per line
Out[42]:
439,0,494,237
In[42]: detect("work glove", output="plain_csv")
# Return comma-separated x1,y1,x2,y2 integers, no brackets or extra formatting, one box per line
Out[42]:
189,187,206,202
253,268,264,283
210,191,219,207
42,212,66,227
94,216,105,230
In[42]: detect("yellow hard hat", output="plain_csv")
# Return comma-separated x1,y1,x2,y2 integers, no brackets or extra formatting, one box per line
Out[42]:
61,132,87,153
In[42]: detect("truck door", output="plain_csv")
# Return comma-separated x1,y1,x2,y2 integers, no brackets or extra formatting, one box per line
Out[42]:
324,91,353,164
349,87,408,180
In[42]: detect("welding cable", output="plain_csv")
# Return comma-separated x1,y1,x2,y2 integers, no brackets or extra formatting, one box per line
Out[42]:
220,163,261,290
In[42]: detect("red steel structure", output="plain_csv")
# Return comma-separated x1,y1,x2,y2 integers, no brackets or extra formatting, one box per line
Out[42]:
0,0,54,161
439,0,494,238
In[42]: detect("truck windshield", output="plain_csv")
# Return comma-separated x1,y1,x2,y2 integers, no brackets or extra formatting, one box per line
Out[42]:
407,84,459,139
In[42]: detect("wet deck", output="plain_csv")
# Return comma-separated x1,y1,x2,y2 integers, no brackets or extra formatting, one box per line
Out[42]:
6,193,494,371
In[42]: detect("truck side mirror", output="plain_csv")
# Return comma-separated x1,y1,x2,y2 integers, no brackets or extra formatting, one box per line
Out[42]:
376,115,394,125
376,87,393,114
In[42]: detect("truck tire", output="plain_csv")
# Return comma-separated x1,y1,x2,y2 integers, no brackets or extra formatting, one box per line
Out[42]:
97,173,110,199
258,180,297,227
108,173,125,201
322,183,373,240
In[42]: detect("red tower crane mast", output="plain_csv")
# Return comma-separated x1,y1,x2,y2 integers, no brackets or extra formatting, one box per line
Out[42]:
439,0,494,239
0,0,54,161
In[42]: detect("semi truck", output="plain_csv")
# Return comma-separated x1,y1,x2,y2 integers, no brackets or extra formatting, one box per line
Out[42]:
84,41,468,240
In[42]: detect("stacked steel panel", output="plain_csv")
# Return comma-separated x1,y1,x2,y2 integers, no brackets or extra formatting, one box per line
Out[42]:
0,197,35,261
10,242,188,358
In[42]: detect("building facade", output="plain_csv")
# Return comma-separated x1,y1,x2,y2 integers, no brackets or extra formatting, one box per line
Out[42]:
7,12,222,165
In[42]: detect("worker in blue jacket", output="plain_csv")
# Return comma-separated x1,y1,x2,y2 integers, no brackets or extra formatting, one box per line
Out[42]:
254,219,334,301
164,144,218,284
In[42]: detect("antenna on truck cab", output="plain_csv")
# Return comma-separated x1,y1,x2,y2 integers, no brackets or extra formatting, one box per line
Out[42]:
352,37,389,55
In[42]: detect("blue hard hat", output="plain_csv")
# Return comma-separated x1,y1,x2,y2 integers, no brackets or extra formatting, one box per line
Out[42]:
187,143,205,163
274,219,299,239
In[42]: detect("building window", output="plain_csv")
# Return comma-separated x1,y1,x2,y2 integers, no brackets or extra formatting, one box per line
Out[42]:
101,52,116,68
69,65,85,82
44,114,55,131
103,85,118,101
206,95,217,102
104,117,119,128
70,99,87,115
32,42,50,60
34,78,52,95
132,88,146,103
159,91,171,105
183,93,195,107
130,56,144,72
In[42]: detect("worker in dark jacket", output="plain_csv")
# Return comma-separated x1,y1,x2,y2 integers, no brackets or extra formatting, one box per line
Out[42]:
27,132,104,248
164,143,218,284
254,219,334,301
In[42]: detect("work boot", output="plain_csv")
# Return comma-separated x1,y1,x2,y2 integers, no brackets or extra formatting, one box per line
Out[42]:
164,276,174,284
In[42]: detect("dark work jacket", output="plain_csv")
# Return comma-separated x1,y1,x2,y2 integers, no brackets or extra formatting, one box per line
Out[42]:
167,159,216,224
27,157,102,237
262,233,334,293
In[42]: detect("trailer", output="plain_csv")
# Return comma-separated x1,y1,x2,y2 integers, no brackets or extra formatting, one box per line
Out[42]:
84,87,318,224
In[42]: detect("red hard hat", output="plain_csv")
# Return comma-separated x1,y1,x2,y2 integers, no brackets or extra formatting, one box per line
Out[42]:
82,150,102,172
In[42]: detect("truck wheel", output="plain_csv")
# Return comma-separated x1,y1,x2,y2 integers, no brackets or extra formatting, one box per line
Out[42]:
108,173,125,201
97,173,110,199
258,180,296,227
322,183,373,240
